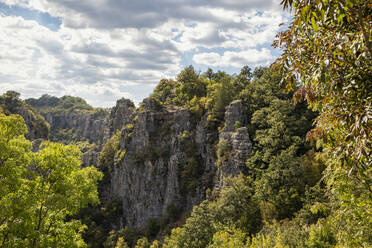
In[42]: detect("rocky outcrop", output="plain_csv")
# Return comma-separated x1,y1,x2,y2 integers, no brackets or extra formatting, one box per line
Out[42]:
21,92,253,230
108,100,216,228
81,151,100,167
216,100,252,189
107,98,136,137
16,106,50,141
42,110,108,144
103,99,253,229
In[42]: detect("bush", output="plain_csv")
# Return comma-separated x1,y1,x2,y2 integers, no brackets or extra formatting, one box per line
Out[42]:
234,121,241,130
216,139,231,166
145,218,162,238
104,227,139,248
166,204,181,222
179,157,203,195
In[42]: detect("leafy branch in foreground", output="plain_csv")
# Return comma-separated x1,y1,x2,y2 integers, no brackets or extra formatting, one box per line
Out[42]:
273,0,371,246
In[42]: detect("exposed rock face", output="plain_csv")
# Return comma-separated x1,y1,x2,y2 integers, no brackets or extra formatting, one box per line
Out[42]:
107,98,136,137
105,99,253,229
43,110,108,144
81,151,100,167
194,113,217,206
109,101,216,228
216,100,252,189
16,106,50,140
21,93,253,230
38,98,136,146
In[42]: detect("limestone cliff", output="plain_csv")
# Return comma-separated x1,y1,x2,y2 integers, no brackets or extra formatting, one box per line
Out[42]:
105,99,251,228
216,100,252,189
42,110,108,144
21,92,252,230
107,98,136,137
108,98,213,228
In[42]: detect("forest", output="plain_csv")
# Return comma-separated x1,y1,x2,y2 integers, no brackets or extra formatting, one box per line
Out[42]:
0,0,371,247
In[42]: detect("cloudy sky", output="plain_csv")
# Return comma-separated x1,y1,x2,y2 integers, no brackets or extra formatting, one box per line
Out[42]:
0,0,289,107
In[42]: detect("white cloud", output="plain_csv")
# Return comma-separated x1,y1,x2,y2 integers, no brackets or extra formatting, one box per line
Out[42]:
2,0,284,29
0,0,289,106
0,15,180,106
193,49,273,68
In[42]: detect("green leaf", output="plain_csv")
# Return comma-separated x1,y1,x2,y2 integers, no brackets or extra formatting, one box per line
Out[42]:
311,17,319,31
338,14,345,24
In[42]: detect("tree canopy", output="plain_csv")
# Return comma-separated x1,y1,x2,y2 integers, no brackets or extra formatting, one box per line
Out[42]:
272,0,372,246
0,111,102,247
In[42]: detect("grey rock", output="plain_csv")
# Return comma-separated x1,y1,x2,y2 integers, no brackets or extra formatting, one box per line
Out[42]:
81,151,100,167
109,105,216,228
43,110,108,145
215,100,252,189
108,98,136,137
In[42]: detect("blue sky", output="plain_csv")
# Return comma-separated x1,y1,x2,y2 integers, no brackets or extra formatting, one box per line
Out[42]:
0,2,61,30
0,0,289,107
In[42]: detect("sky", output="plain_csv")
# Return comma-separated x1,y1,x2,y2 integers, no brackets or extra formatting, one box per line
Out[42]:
0,0,289,107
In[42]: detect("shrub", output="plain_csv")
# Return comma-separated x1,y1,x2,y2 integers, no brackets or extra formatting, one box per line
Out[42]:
216,139,231,166
145,218,162,238
234,121,241,130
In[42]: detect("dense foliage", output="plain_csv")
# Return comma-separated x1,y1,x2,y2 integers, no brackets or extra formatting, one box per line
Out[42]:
26,94,94,111
2,0,370,246
273,0,372,247
26,94,109,143
0,111,102,247
0,91,50,140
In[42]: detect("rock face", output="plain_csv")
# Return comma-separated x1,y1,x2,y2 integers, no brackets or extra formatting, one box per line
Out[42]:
107,98,136,137
81,151,100,167
108,100,216,228
16,106,50,141
43,110,108,144
38,97,136,146
216,100,252,189
106,99,252,228
21,93,253,230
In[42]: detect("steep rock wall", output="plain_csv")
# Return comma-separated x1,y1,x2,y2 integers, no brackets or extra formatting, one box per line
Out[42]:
216,100,252,189
43,110,108,144
107,99,252,229
110,99,210,228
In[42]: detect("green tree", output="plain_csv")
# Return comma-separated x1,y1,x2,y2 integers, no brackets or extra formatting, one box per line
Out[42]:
174,66,207,104
1,91,50,140
104,227,139,248
98,131,121,185
0,112,102,247
207,227,248,248
115,237,129,248
274,0,372,246
149,240,161,248
233,66,252,95
274,0,371,179
240,69,318,220
162,201,217,248
135,237,150,248
212,176,261,234
0,112,32,247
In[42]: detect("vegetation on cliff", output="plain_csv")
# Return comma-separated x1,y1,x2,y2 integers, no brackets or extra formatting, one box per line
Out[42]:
26,94,109,143
0,91,50,140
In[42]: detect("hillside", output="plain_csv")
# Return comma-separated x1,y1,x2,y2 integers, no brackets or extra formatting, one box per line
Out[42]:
1,0,371,247
1,66,321,247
